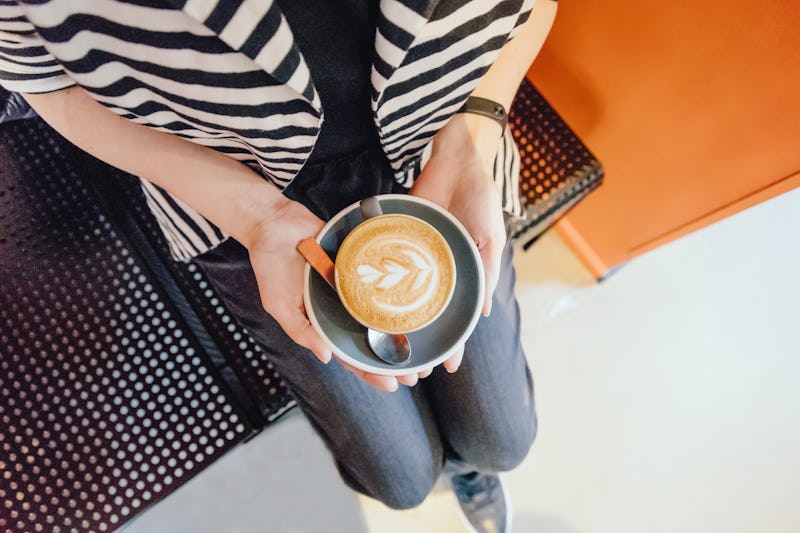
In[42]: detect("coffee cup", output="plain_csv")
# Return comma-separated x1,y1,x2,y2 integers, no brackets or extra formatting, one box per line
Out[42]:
332,197,456,335
302,194,484,376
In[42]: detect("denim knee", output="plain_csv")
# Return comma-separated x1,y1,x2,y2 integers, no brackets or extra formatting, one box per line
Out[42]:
375,472,437,510
337,449,443,510
455,411,538,473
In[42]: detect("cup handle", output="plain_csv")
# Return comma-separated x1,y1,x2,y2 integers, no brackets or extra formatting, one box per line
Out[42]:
359,196,383,220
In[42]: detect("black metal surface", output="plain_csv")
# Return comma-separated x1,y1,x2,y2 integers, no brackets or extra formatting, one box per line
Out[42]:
0,118,290,533
90,168,296,427
507,79,604,248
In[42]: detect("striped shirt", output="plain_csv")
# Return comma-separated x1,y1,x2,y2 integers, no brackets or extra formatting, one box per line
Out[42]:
0,0,532,261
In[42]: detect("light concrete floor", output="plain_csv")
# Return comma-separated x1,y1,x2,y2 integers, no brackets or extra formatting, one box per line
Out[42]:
127,188,800,533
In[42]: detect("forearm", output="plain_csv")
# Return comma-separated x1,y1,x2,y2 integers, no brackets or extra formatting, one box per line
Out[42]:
472,0,558,111
22,86,286,248
433,0,558,163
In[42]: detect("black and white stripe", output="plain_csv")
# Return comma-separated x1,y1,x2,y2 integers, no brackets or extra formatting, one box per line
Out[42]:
1,0,533,260
0,2,74,93
374,0,532,216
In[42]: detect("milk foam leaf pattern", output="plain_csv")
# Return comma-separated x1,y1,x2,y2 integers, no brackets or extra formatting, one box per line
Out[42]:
379,259,410,288
357,249,436,291
404,249,434,290
357,264,383,284
357,261,410,288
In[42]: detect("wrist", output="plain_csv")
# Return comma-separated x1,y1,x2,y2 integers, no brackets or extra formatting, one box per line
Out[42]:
233,180,292,249
432,113,500,171
457,96,508,132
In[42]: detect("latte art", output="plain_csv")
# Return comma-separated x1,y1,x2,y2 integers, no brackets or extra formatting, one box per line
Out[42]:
335,215,456,334
357,239,438,312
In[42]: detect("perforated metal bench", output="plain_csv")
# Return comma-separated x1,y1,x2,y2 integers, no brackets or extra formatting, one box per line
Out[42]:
0,81,601,533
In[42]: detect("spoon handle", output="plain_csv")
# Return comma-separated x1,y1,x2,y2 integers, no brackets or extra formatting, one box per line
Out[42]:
297,237,336,289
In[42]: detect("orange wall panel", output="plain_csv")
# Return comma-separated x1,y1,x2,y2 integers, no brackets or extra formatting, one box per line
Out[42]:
528,0,800,276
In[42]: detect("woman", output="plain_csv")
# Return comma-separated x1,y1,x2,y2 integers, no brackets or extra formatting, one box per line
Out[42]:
0,0,557,530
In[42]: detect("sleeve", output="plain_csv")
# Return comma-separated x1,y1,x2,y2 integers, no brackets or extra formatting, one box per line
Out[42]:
506,0,539,41
0,0,75,93
493,125,524,218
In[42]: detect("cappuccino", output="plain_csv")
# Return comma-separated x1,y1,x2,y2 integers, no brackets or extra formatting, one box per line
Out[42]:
335,214,455,334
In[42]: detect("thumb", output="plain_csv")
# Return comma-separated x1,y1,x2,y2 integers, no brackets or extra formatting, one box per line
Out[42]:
478,238,502,317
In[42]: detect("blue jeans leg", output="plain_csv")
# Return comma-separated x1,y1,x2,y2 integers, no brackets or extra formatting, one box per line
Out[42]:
425,241,537,474
193,235,536,510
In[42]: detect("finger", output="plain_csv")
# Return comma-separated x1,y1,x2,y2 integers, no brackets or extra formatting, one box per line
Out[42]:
396,373,419,387
442,345,465,374
362,373,400,392
338,360,399,392
417,368,434,380
273,305,332,364
478,236,504,317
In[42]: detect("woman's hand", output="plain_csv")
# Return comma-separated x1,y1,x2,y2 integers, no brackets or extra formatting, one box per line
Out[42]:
410,113,507,371
245,197,334,364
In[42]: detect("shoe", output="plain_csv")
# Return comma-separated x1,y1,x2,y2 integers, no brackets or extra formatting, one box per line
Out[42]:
451,471,511,533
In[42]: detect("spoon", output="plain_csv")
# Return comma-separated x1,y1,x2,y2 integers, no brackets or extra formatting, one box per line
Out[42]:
297,237,412,366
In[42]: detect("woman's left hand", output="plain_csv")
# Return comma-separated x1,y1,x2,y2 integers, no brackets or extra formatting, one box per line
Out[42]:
410,113,507,372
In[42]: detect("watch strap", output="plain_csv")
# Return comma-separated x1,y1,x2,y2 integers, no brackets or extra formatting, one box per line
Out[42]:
456,96,508,132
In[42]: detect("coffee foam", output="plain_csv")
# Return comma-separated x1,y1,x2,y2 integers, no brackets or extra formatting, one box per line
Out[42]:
335,215,455,333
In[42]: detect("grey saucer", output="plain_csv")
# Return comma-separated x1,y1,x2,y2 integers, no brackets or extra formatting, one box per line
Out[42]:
303,194,484,376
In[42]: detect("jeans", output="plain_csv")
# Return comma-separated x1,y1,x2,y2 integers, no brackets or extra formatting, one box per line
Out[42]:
192,144,537,509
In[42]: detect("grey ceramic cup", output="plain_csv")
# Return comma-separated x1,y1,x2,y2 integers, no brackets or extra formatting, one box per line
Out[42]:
303,194,484,376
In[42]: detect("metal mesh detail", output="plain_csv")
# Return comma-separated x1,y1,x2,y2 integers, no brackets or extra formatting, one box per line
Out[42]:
0,119,259,532
96,172,295,424
507,79,604,248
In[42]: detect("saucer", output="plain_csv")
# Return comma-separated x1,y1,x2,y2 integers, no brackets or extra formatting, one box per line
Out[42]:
303,194,484,376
